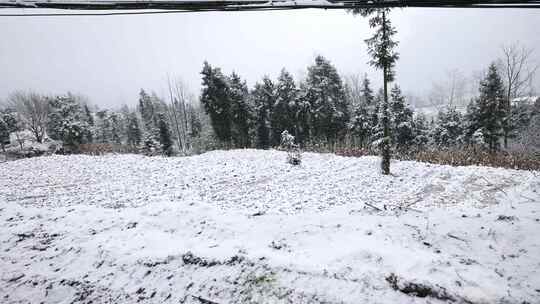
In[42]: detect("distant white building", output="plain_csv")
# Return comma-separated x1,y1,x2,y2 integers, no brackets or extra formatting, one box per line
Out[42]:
511,96,539,107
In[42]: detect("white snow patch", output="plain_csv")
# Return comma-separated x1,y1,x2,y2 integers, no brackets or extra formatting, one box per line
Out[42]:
0,149,539,303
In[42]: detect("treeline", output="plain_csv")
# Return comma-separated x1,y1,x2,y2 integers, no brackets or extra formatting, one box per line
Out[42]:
199,57,540,155
0,89,206,156
1,56,539,160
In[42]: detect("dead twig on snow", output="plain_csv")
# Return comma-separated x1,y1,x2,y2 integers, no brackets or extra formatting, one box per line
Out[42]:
364,202,383,211
191,295,222,304
447,233,469,243
480,176,508,196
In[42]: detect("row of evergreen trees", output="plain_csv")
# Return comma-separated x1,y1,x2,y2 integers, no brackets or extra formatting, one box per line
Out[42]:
201,56,351,149
200,58,538,154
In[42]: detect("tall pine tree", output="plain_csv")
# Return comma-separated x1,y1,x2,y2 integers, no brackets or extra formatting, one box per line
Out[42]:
412,113,430,151
229,72,253,148
200,61,232,146
353,7,399,174
304,55,350,145
126,112,142,147
389,84,414,153
252,77,275,149
158,113,173,156
475,63,505,151
272,69,297,146
350,74,376,147
139,89,156,131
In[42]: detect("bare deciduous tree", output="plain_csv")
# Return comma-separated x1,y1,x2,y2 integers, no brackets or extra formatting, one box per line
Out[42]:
344,73,363,107
166,77,193,154
428,69,468,107
498,42,539,147
8,91,49,143
500,42,538,101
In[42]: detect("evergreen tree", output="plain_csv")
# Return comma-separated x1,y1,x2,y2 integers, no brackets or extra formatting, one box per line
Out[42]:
83,104,94,126
252,77,275,149
361,74,375,106
389,84,414,152
350,74,376,147
0,116,9,152
141,132,159,156
370,89,384,145
95,110,111,143
0,111,18,150
476,63,506,151
139,89,156,131
47,94,89,150
1,111,17,132
290,91,311,146
432,106,464,148
350,104,372,148
188,104,202,138
108,112,123,145
271,69,297,147
126,112,142,147
1,110,24,150
353,7,399,174
304,55,350,144
158,113,173,156
200,61,232,145
229,72,253,148
463,98,481,145
412,113,430,151
82,104,94,143
505,97,535,145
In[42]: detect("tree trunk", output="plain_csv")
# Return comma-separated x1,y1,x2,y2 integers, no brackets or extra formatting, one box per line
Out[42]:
15,133,23,151
504,89,511,149
381,11,391,175
32,127,43,144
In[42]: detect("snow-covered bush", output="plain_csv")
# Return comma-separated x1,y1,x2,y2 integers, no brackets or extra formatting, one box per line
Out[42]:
141,132,160,156
472,128,488,150
280,130,301,166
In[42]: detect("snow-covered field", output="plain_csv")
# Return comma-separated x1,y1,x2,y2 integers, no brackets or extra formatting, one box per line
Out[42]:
0,150,539,303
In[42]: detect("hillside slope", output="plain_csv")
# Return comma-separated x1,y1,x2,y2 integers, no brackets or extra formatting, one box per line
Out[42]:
1,150,539,303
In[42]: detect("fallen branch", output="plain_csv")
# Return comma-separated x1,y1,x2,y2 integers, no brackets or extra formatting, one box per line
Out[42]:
398,205,423,213
191,295,222,304
250,210,266,217
480,176,508,196
447,233,469,243
364,202,383,211
6,273,25,283
518,194,538,203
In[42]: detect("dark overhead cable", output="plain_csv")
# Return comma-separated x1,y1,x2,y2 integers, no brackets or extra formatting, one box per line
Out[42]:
1,0,540,16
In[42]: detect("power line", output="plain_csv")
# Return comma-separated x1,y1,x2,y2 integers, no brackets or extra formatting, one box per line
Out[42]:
0,9,215,16
1,0,540,16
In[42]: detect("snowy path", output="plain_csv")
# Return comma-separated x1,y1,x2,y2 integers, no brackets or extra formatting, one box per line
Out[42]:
0,150,539,303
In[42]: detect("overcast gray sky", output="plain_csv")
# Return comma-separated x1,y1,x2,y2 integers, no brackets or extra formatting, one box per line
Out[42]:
1,8,539,108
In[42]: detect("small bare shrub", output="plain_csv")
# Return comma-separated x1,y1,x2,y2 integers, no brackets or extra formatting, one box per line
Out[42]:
78,144,139,155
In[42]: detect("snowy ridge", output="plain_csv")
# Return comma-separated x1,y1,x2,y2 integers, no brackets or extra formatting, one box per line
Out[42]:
1,150,539,303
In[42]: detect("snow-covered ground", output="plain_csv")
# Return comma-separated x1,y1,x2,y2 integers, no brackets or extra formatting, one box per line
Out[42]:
1,150,539,303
